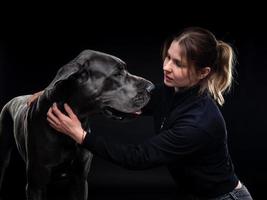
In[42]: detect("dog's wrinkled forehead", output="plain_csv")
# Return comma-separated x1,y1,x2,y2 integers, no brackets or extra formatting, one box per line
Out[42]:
81,50,126,75
46,50,128,91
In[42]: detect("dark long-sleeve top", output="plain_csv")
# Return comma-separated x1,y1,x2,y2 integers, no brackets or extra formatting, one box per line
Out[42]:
81,84,239,198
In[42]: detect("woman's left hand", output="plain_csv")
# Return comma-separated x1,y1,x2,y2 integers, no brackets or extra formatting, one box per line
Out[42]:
47,103,86,144
27,90,44,106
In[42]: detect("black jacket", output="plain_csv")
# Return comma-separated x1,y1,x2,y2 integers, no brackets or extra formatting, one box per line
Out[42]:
82,84,239,198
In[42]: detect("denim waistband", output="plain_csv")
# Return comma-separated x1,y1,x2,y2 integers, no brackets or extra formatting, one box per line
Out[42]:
207,183,253,200
182,183,253,200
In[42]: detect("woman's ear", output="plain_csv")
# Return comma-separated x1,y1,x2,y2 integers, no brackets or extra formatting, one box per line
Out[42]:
198,67,211,80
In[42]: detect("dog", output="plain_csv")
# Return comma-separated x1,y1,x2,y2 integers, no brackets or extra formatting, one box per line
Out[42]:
0,50,154,200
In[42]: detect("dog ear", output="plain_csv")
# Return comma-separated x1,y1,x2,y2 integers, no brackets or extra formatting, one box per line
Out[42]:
46,50,93,90
46,62,81,90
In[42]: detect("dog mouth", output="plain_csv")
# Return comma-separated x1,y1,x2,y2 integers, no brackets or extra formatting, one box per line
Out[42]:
101,88,152,120
102,106,142,120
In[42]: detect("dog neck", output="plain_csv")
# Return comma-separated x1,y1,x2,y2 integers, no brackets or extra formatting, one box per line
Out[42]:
35,81,100,122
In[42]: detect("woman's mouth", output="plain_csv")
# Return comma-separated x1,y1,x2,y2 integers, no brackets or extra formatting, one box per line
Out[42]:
164,75,173,82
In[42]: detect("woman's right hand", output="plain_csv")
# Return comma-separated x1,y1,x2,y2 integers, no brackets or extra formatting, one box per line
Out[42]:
27,90,44,106
47,103,86,144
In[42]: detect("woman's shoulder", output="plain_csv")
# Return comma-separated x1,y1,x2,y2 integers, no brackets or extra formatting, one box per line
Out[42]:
193,93,224,119
191,94,226,137
174,93,224,125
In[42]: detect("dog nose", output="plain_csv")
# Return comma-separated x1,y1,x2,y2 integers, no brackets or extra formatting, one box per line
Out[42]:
146,84,155,94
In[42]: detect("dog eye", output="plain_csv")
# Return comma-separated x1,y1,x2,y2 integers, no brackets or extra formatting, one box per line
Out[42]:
80,71,88,79
104,78,120,90
93,71,103,79
113,71,123,78
118,65,125,70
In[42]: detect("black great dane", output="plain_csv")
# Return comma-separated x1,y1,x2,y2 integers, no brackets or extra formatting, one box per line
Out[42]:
0,50,154,200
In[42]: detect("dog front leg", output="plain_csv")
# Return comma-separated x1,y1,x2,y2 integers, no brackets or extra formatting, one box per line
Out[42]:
69,177,88,200
26,165,51,200
0,104,15,198
26,184,47,200
69,150,93,200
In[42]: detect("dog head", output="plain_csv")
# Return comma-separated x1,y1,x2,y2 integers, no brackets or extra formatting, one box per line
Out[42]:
47,50,154,119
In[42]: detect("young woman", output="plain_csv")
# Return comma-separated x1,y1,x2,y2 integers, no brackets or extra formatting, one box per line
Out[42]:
30,27,253,199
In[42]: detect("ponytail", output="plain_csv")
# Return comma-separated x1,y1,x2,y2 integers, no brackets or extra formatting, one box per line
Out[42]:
207,41,236,105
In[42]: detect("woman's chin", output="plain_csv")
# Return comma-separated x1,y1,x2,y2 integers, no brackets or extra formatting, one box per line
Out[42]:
164,79,174,87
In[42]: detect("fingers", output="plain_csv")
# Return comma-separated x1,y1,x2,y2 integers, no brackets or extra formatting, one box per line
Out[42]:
64,103,77,119
47,107,61,125
51,103,68,121
47,115,60,131
47,103,73,130
47,105,70,135
46,102,84,143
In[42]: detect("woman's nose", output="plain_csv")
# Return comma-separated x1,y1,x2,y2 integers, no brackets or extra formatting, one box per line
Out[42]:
163,61,172,72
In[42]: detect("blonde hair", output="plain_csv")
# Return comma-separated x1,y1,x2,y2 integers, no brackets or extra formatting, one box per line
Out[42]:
207,40,235,105
162,27,236,106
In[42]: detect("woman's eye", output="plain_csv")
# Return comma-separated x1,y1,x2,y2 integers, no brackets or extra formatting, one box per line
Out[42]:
164,56,170,64
175,61,181,67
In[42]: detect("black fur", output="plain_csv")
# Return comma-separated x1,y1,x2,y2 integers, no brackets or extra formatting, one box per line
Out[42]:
0,50,153,200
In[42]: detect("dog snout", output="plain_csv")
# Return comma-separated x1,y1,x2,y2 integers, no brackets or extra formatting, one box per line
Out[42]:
133,94,145,106
135,79,154,93
145,84,155,95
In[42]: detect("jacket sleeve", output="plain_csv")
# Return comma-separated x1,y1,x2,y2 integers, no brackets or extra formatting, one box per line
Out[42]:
81,123,211,170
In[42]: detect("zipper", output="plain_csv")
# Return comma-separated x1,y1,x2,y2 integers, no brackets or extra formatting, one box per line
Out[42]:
160,117,167,129
160,87,175,130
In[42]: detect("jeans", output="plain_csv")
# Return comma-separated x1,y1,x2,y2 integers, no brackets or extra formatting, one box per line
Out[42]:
181,183,253,200
208,184,253,200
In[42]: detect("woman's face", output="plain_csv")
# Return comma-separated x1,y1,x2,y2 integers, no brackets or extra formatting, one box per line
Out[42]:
163,41,200,90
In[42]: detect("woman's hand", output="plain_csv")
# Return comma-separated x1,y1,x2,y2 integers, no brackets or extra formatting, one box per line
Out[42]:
47,103,86,144
27,90,44,106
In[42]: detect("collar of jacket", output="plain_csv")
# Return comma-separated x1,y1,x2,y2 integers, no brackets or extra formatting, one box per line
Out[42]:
163,84,203,111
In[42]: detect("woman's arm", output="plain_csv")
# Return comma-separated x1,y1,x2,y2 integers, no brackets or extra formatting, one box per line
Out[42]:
47,103,210,170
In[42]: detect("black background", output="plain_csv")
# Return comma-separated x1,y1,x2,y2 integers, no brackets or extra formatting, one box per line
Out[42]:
1,5,266,199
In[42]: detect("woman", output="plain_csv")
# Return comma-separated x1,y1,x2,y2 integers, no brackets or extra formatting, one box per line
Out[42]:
29,27,253,199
